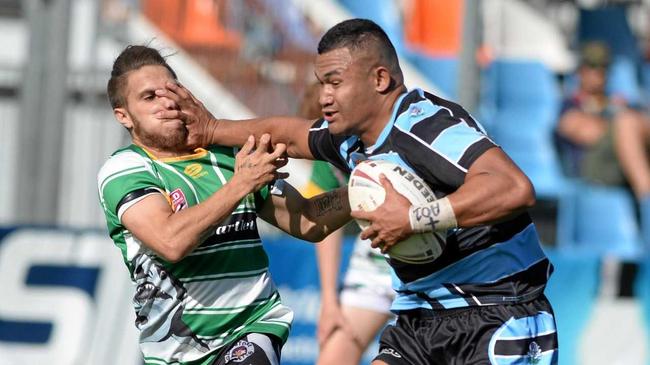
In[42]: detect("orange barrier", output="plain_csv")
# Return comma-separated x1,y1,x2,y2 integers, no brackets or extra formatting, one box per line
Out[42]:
404,0,463,57
141,0,241,49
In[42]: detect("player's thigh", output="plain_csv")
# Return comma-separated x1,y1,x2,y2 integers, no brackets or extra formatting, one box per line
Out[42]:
317,307,390,365
341,305,392,348
317,328,366,365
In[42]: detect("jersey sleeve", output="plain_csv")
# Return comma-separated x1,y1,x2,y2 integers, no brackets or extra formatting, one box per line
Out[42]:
400,106,497,190
307,119,354,173
97,151,165,223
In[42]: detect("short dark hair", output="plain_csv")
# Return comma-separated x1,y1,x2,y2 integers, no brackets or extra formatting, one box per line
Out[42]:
107,45,177,108
579,41,610,69
317,18,401,75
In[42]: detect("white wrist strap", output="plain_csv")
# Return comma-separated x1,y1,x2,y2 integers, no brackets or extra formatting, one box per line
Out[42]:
408,197,457,233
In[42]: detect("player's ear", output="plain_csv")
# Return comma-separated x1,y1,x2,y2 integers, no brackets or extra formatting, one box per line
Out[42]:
114,107,133,130
375,66,392,93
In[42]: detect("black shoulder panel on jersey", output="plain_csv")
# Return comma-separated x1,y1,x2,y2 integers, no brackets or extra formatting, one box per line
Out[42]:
307,118,353,173
116,187,161,215
409,111,460,145
424,91,484,133
390,129,466,190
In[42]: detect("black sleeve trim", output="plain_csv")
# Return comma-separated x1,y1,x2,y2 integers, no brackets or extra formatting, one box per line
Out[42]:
458,138,498,170
116,187,162,215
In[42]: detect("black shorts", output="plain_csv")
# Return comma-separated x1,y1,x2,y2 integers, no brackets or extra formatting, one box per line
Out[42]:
374,295,558,365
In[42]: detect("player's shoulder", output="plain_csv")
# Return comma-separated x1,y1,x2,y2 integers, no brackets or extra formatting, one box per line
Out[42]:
97,146,155,187
395,89,452,127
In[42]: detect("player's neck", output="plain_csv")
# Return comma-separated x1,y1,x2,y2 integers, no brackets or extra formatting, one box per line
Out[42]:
133,142,196,159
360,88,406,147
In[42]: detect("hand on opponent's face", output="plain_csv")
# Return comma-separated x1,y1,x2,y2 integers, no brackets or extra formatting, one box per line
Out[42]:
155,82,216,150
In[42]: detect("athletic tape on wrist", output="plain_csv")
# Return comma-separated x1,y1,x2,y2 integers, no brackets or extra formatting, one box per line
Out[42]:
408,197,457,233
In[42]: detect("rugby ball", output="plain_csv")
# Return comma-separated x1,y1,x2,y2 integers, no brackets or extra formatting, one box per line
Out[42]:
348,160,446,264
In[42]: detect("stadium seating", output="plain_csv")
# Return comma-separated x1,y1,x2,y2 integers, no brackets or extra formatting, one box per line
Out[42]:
639,62,650,106
483,60,567,199
545,248,600,365
607,56,643,106
578,6,640,62
558,182,644,258
405,52,458,100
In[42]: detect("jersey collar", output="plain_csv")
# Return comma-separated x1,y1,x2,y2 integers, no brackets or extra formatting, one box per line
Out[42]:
364,90,413,154
138,145,208,162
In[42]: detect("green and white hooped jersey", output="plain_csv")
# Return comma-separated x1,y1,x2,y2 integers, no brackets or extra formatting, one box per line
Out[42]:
97,145,293,365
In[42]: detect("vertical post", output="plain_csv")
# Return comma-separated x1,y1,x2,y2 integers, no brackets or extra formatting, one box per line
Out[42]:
16,0,71,224
458,0,481,114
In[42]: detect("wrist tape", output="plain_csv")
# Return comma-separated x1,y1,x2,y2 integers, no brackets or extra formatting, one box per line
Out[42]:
408,197,457,233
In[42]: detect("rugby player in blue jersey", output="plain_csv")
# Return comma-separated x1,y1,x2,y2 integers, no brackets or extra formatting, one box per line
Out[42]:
157,18,558,365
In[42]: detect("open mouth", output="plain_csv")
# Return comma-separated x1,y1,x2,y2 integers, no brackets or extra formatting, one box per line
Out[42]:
323,111,337,121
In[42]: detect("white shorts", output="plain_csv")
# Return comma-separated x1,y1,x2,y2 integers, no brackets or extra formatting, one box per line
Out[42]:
340,237,395,315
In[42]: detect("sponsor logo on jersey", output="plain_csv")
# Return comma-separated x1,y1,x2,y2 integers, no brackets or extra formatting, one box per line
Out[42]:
225,340,254,362
409,106,423,117
379,348,402,358
215,218,256,235
184,163,208,179
170,188,188,212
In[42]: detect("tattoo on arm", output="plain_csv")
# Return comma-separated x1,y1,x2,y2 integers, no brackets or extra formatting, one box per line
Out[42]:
311,190,344,217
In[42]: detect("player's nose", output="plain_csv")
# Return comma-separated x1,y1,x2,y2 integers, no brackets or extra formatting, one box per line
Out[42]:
158,95,179,110
319,90,333,107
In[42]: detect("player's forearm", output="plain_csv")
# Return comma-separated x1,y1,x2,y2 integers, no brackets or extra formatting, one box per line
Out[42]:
301,188,351,242
210,117,314,159
154,181,252,262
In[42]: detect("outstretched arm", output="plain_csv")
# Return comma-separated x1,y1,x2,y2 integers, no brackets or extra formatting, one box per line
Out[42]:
122,135,287,262
155,82,316,159
258,183,351,242
353,147,535,251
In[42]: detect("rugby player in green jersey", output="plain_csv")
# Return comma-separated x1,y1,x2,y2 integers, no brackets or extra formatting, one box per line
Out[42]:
97,45,350,365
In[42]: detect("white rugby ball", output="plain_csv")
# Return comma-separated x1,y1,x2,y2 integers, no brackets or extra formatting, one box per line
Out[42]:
348,160,446,264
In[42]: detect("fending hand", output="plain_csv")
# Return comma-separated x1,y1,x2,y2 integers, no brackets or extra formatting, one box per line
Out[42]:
155,82,217,149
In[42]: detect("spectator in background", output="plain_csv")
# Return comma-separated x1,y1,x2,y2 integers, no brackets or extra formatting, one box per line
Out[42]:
556,41,650,247
297,81,395,365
